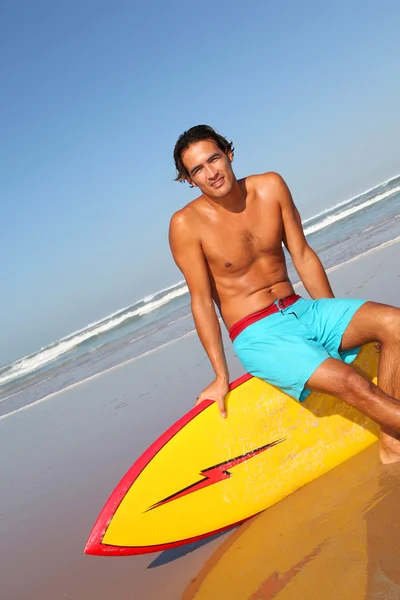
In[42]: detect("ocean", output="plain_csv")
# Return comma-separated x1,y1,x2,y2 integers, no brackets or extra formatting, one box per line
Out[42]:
1,175,399,418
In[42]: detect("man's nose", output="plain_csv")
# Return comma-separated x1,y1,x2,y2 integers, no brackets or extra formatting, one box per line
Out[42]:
205,164,218,179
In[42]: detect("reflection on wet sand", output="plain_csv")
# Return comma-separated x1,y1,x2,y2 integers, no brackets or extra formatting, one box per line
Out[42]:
183,445,400,600
366,461,400,598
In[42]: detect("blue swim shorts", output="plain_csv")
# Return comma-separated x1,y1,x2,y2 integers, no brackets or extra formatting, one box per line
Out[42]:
231,296,367,401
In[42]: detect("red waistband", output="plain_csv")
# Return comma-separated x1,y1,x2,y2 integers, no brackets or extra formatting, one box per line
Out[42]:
229,294,301,342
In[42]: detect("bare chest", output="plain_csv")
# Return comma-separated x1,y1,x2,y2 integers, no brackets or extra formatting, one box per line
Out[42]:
200,203,283,273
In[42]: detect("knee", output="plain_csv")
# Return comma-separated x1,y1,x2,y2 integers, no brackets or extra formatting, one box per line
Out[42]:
340,370,375,404
381,307,400,343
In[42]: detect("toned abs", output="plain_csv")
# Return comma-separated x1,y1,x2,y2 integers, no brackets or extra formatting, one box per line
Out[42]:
192,178,295,329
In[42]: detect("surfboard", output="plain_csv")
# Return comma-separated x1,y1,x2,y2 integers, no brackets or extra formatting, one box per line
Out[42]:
84,343,380,556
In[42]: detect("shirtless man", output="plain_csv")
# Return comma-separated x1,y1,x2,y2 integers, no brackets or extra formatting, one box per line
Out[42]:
169,124,400,464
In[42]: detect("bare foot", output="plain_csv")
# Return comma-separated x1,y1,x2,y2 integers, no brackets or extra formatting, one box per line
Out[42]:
380,446,400,465
380,431,400,464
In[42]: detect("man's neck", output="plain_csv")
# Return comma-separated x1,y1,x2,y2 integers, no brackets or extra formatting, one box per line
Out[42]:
203,178,246,213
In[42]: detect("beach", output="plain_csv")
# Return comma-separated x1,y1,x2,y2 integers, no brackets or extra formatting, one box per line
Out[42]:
1,239,400,600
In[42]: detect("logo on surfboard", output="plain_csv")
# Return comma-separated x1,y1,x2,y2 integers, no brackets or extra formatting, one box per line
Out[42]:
147,438,284,512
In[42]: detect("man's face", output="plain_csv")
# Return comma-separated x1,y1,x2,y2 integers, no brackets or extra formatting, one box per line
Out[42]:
181,139,235,199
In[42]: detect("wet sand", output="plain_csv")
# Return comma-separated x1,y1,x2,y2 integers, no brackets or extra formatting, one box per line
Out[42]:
0,240,399,600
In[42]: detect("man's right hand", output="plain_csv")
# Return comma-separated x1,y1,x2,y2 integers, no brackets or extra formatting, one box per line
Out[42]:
195,377,230,418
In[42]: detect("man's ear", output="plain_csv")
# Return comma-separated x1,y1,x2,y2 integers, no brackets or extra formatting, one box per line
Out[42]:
185,177,197,189
227,150,233,163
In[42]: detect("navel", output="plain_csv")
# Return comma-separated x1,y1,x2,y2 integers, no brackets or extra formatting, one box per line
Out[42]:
225,262,232,268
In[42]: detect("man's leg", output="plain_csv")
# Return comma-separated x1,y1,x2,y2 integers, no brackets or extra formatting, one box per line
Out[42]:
305,357,400,463
338,301,400,463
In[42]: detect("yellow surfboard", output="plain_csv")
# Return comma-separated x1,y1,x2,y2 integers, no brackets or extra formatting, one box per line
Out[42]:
84,343,379,556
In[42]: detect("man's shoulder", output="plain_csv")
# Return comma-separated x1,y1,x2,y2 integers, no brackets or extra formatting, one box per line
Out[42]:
169,198,202,229
246,172,288,203
246,171,286,189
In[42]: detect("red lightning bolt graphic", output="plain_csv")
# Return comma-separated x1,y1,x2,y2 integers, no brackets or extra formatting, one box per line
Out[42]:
147,438,284,512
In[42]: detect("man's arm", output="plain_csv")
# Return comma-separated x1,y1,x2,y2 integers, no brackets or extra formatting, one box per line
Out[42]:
169,210,229,416
272,173,334,299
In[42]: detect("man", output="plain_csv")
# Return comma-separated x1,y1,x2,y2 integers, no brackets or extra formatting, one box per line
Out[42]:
169,124,400,464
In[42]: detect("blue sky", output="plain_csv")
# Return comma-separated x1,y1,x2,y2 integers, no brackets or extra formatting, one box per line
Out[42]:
1,0,400,365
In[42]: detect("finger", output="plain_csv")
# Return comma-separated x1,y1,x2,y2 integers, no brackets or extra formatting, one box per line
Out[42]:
217,399,227,419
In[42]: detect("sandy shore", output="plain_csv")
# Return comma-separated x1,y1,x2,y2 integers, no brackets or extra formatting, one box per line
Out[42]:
0,240,399,600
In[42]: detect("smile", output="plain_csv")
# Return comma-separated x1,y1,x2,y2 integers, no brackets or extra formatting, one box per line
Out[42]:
211,177,224,189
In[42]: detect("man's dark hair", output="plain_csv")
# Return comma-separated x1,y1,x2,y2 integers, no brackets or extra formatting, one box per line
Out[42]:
173,125,234,182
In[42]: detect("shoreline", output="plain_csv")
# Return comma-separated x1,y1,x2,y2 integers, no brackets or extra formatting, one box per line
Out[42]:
1,234,400,422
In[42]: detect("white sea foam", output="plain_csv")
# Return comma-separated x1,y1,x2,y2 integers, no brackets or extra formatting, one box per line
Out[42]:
0,283,189,388
303,186,400,236
135,284,188,317
0,330,198,421
302,173,400,225
141,279,185,304
57,280,187,343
